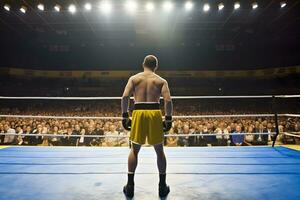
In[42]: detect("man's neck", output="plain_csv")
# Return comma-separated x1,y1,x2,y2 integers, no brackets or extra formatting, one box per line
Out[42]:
143,68,155,73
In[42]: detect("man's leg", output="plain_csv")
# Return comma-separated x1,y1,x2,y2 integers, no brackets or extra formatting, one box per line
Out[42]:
128,142,141,178
154,143,167,175
124,142,141,197
154,143,170,197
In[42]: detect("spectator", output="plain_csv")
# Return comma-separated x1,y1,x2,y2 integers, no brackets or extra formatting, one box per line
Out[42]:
23,126,32,145
253,124,268,145
166,124,178,147
231,125,244,146
61,127,77,146
15,126,23,145
49,126,60,146
177,124,190,147
104,124,120,146
205,123,216,146
191,124,204,146
94,123,105,146
84,125,95,146
41,126,49,146
3,123,16,145
244,126,254,145
266,122,275,143
78,128,86,146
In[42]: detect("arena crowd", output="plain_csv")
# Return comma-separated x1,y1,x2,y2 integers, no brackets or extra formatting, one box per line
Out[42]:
0,100,299,147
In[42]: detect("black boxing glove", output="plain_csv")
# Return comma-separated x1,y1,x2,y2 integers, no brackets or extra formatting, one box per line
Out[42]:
122,112,131,131
163,116,172,132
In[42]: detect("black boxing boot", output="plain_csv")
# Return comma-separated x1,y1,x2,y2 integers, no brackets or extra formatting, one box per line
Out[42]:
159,184,170,198
123,184,134,198
158,173,170,197
123,173,134,198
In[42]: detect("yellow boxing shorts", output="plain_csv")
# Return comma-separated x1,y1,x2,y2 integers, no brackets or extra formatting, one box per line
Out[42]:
130,103,164,145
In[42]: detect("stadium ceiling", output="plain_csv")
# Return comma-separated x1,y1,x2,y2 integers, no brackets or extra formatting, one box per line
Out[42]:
0,0,299,46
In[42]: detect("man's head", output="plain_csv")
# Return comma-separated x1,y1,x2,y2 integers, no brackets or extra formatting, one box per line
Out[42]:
88,125,94,133
26,126,31,133
267,122,273,129
143,55,158,71
53,126,59,132
183,124,190,134
110,124,116,132
16,126,22,133
3,124,9,131
236,125,242,133
75,124,80,131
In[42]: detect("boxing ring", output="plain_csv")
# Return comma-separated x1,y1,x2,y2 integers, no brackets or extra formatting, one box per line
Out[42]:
0,95,300,200
0,146,299,200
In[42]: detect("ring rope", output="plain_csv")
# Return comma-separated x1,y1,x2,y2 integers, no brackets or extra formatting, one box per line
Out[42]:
0,132,276,138
0,114,299,119
283,132,300,138
0,115,121,120
0,95,299,100
282,114,300,118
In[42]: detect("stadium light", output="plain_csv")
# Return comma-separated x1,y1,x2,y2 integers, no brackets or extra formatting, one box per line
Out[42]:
234,2,240,10
218,3,224,10
125,1,138,13
68,4,76,14
163,1,173,12
37,4,44,11
99,1,113,14
185,1,194,11
84,3,92,11
203,3,210,12
280,1,286,8
252,2,258,10
4,4,10,11
145,2,155,12
20,6,27,13
54,4,61,12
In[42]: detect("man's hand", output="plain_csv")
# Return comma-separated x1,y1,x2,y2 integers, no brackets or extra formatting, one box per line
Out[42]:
122,112,132,131
163,116,172,132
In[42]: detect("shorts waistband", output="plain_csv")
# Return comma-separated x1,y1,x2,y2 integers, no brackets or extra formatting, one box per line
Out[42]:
133,103,160,110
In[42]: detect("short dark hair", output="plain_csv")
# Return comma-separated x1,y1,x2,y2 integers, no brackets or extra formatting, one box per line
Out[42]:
143,55,158,71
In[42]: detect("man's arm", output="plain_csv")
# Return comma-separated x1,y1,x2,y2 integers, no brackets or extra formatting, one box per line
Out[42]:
121,77,134,113
161,80,173,116
121,77,134,131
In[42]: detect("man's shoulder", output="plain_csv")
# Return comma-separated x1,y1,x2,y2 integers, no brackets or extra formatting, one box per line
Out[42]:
129,73,142,80
129,72,167,84
154,73,167,83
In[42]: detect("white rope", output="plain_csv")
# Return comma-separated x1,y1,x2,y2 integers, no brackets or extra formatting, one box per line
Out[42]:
283,132,300,138
0,115,121,120
0,95,299,100
0,114,277,119
0,133,126,138
276,95,300,98
165,132,276,137
173,114,275,118
0,96,122,100
1,113,300,120
0,132,276,138
279,114,300,118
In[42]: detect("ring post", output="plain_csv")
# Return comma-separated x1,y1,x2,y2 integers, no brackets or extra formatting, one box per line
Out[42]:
272,96,280,147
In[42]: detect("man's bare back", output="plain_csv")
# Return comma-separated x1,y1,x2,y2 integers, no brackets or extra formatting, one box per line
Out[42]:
122,70,172,116
130,72,169,103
